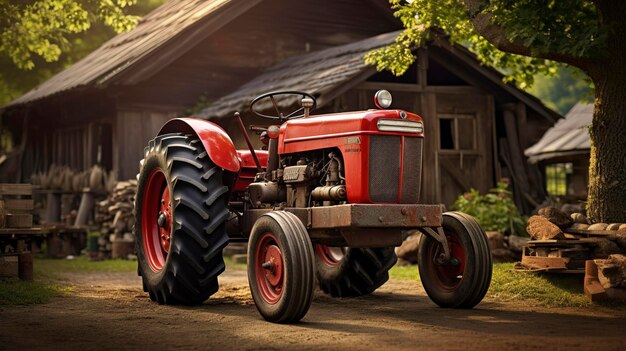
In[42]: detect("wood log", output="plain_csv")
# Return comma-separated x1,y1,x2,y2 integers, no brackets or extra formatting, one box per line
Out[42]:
595,255,626,289
111,239,135,259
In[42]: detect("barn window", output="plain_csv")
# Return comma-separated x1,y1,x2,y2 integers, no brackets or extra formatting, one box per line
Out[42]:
545,163,573,196
439,114,476,151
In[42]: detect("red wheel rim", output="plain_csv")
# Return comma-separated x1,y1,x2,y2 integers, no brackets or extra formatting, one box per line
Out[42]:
255,232,284,304
314,244,344,268
428,232,466,290
141,168,172,272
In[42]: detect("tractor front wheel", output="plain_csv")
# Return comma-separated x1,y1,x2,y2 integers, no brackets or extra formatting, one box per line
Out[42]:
248,211,315,323
418,211,492,308
314,245,397,297
135,133,230,305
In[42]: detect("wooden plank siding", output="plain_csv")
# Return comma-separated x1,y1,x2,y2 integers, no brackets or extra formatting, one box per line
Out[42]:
115,108,178,180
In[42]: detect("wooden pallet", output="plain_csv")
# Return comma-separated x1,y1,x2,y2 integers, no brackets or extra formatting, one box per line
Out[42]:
517,241,593,273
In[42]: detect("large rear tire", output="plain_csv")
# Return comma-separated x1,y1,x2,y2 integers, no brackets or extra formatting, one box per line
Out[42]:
134,133,230,305
314,245,397,297
248,211,315,323
418,211,492,308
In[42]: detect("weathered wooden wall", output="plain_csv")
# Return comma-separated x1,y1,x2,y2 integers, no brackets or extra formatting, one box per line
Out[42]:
115,106,179,180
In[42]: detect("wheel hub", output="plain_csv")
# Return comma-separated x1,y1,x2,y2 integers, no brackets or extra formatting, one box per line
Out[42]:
262,245,283,287
314,244,345,267
141,169,171,272
158,188,172,253
434,235,466,288
254,232,284,304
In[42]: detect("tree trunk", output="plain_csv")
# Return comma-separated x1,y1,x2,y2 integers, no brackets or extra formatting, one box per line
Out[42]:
588,77,626,223
587,1,626,223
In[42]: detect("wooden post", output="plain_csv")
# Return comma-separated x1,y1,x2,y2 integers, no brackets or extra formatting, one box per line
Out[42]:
502,106,532,213
45,192,61,224
18,251,33,281
75,188,95,226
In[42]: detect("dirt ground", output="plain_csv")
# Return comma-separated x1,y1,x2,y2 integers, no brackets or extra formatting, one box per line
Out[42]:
1,269,625,351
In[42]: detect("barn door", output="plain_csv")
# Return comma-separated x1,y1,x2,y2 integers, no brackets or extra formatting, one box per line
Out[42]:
435,93,493,206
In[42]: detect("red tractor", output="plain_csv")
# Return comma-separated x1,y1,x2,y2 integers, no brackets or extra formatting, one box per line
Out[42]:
134,90,492,323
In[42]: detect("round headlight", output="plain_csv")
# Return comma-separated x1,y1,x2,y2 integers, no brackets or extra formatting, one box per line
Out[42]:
374,90,392,109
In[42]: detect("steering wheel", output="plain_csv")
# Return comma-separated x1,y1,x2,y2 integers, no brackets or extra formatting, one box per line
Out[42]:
250,91,317,121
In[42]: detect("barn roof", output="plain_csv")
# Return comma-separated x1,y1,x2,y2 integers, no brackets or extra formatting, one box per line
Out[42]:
196,31,399,118
4,0,259,108
197,31,559,123
525,102,592,163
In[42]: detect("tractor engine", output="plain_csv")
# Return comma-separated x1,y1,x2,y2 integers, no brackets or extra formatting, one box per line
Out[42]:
247,149,346,209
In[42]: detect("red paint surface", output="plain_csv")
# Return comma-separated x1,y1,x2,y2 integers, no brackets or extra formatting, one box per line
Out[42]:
255,231,284,304
233,150,268,192
142,169,168,272
159,118,241,172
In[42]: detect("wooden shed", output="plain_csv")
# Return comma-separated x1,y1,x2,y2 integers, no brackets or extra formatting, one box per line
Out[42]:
0,0,561,211
525,102,592,201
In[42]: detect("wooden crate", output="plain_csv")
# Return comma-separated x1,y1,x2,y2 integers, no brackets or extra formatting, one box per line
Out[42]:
0,183,35,229
6,214,33,228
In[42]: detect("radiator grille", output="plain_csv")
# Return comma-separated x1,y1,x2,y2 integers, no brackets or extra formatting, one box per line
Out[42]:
369,135,400,202
401,137,423,203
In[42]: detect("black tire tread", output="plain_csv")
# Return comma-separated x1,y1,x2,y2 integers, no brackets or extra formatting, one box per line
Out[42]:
317,247,397,297
417,211,492,309
135,133,230,306
248,211,315,323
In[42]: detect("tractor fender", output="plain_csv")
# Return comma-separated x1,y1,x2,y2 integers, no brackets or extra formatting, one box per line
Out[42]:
158,118,240,173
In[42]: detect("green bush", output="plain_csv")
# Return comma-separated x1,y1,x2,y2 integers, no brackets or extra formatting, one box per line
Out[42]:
452,181,527,236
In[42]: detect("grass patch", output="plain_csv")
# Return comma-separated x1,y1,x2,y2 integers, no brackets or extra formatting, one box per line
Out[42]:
390,262,597,307
488,263,590,307
0,256,135,306
35,256,136,278
0,279,72,305
389,264,420,281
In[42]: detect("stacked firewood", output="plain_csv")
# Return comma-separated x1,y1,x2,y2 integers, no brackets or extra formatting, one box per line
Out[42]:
519,206,626,272
94,180,137,259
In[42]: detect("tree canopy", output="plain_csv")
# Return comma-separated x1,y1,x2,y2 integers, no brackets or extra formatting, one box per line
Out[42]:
368,0,626,222
526,67,592,115
366,0,603,89
0,0,139,70
0,0,165,106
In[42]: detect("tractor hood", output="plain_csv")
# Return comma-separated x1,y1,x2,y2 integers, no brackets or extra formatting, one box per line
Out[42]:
278,109,424,154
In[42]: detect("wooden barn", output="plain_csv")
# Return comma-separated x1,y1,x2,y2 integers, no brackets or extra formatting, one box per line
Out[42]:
0,0,561,211
525,102,592,202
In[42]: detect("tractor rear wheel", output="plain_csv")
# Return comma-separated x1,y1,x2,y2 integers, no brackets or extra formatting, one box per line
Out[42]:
418,211,492,308
134,133,230,305
314,245,397,297
248,211,315,323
